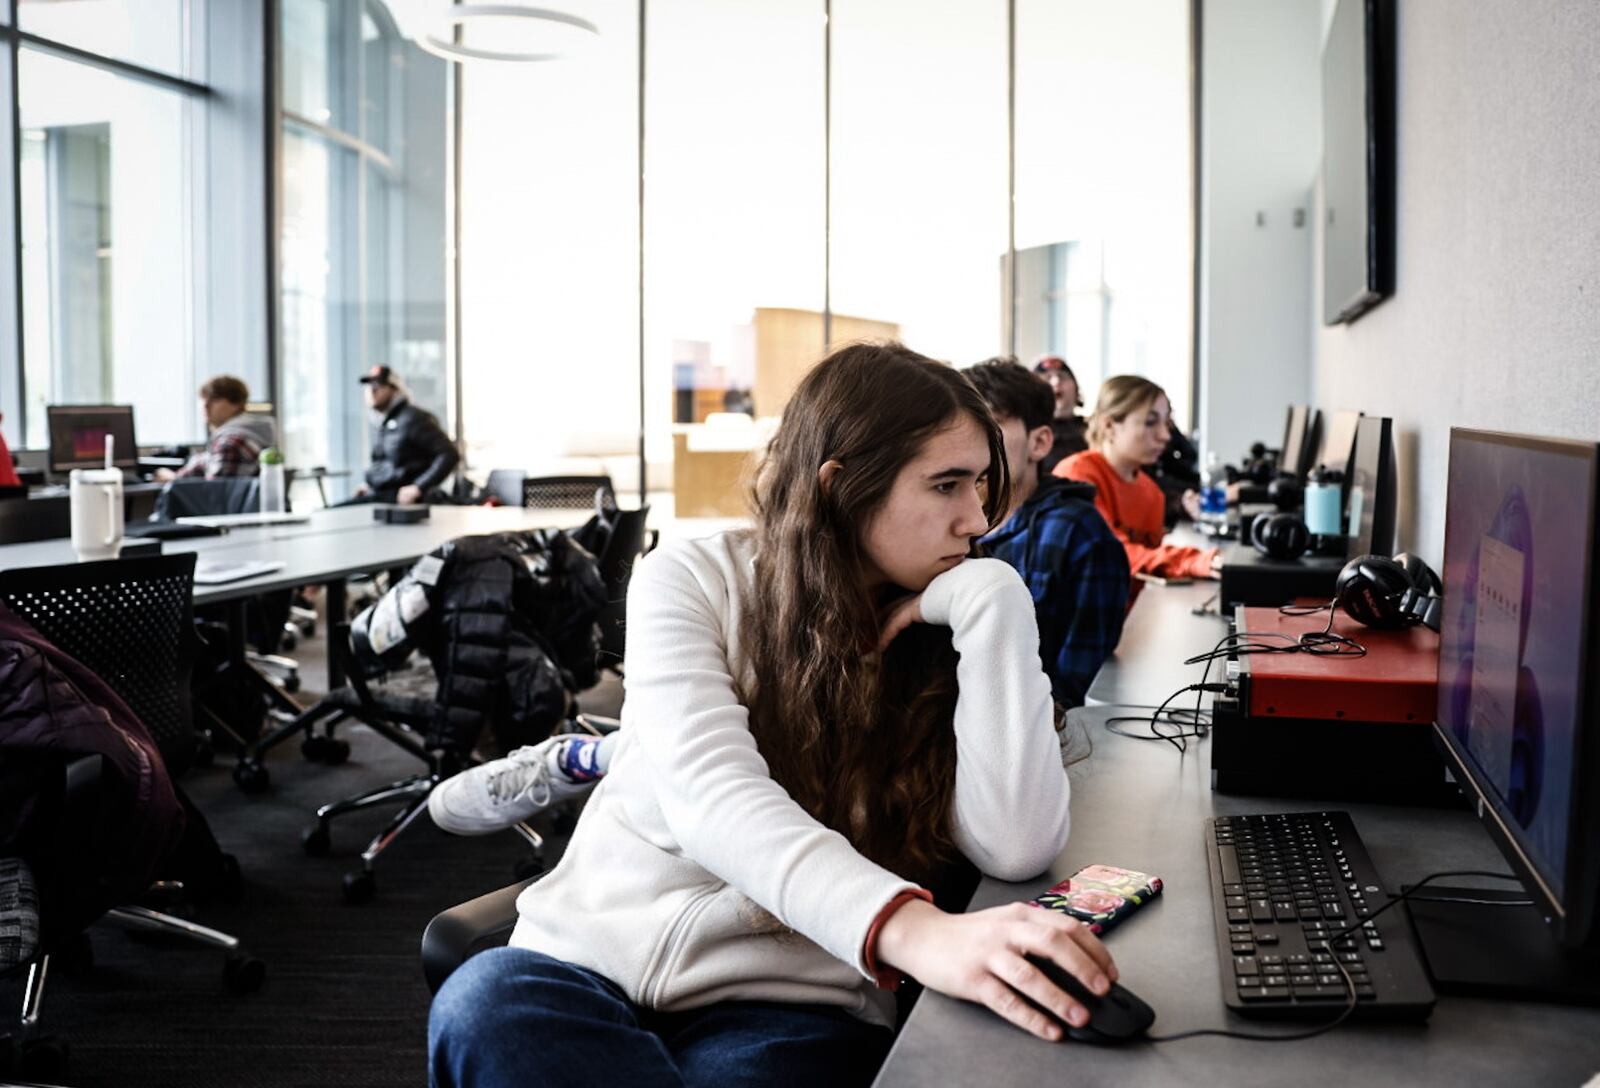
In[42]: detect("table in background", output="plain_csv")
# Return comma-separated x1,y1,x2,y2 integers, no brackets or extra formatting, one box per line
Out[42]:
0,504,595,687
874,572,1600,1087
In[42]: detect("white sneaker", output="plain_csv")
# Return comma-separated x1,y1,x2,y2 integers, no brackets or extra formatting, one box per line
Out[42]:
428,736,598,835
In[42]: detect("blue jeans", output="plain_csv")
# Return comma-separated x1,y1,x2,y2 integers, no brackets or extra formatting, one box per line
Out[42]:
429,946,894,1088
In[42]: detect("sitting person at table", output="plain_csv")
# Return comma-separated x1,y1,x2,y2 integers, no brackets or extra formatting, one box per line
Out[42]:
1055,375,1219,595
962,357,1129,708
155,375,277,481
428,341,1117,1088
1033,354,1089,475
348,365,459,505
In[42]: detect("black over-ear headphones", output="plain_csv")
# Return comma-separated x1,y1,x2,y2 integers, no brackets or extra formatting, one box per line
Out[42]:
1252,512,1311,560
1336,553,1441,629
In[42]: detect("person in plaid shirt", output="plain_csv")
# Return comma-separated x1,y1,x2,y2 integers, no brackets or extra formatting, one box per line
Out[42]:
159,375,277,480
963,359,1130,708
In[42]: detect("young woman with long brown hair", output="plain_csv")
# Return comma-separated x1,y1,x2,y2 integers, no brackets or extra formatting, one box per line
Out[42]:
429,342,1117,1088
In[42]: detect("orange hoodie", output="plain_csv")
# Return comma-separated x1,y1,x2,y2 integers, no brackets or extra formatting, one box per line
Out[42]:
1055,450,1216,584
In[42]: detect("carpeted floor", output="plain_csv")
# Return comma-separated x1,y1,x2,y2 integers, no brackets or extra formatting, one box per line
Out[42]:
1,631,619,1088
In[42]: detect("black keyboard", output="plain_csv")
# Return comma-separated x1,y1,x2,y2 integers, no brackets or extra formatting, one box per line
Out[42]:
1205,811,1436,1019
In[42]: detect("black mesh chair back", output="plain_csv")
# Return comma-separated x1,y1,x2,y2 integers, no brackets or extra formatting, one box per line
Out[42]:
595,505,651,667
154,476,264,521
523,475,617,514
0,553,200,774
484,469,526,506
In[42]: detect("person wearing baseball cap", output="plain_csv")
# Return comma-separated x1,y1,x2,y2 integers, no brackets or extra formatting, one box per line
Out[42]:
350,365,459,505
1032,355,1088,475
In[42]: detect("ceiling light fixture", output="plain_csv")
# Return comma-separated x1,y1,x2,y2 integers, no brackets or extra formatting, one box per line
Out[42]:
414,3,599,63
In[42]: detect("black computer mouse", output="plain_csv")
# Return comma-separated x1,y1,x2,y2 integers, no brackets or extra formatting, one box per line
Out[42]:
1022,954,1155,1045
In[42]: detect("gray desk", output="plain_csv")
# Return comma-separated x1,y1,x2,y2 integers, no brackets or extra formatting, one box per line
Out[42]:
875,577,1600,1087
1085,580,1228,708
0,504,594,686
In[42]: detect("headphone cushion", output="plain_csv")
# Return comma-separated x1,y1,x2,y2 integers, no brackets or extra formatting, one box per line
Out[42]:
1252,513,1311,560
1337,554,1416,628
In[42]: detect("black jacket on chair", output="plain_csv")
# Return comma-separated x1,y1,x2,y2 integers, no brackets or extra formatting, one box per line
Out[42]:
352,531,606,757
0,605,186,942
365,397,460,495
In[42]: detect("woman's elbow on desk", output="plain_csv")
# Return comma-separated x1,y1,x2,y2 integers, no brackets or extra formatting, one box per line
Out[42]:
960,805,1071,883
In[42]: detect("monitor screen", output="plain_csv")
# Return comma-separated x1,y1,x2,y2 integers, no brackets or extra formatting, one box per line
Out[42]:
1436,429,1595,906
1317,409,1362,475
47,405,139,473
1346,415,1395,557
1281,405,1310,477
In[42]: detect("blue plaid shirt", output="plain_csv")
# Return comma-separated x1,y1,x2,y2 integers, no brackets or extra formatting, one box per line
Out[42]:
982,478,1130,708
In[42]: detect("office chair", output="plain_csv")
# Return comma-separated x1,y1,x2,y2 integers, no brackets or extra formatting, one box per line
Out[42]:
592,505,656,677
523,474,618,514
248,624,543,902
0,554,264,1069
151,476,307,700
483,469,526,507
421,878,535,994
0,496,69,546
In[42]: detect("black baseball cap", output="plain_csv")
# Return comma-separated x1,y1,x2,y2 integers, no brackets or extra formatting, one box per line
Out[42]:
358,364,395,386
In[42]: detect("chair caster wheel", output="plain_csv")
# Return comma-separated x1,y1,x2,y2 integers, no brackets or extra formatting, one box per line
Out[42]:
233,759,270,794
223,952,266,994
301,824,331,857
321,738,350,765
301,734,329,761
342,870,376,904
282,673,302,694
280,630,298,652
512,856,545,882
19,1036,69,1080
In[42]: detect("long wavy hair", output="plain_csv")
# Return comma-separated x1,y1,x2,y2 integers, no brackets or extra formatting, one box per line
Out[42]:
737,342,1010,883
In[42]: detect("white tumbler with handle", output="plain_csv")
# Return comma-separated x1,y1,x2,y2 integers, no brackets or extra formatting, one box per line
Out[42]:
70,435,124,561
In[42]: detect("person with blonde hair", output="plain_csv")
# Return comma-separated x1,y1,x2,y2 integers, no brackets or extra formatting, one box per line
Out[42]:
1054,375,1219,593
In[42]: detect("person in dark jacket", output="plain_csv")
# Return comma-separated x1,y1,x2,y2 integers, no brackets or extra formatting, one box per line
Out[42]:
1033,355,1089,476
351,365,460,505
965,358,1130,708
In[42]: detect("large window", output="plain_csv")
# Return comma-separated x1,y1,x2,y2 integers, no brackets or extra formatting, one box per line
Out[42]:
278,0,449,491
14,4,204,449
1014,0,1194,425
456,0,639,488
1,1,268,457
830,0,1007,368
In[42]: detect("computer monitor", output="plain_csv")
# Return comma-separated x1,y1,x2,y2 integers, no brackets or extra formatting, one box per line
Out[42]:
1315,408,1362,476
1281,405,1310,477
1426,427,1600,996
47,405,139,474
1345,415,1396,556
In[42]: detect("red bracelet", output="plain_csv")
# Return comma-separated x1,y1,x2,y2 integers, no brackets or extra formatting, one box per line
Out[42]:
862,888,934,990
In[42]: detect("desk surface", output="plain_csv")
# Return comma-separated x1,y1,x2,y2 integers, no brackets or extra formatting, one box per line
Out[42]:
0,504,594,603
1085,579,1228,708
876,572,1600,1087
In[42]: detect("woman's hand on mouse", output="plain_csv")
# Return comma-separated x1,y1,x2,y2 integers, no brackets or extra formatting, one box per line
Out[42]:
875,899,1118,1042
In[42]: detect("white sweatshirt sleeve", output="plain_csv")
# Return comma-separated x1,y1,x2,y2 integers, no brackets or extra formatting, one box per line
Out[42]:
918,558,1073,881
622,542,919,978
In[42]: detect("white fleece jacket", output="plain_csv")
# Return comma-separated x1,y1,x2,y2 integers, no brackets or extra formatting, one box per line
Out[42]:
509,530,1071,1028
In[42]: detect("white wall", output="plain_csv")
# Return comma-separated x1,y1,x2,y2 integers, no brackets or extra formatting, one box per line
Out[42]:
1199,0,1322,461
1312,0,1600,566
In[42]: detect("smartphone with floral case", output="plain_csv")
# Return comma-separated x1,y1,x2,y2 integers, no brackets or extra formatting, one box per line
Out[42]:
1027,864,1163,935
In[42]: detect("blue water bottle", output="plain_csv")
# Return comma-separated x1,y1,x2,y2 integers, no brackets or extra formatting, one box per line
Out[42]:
1200,451,1228,526
1303,465,1343,543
